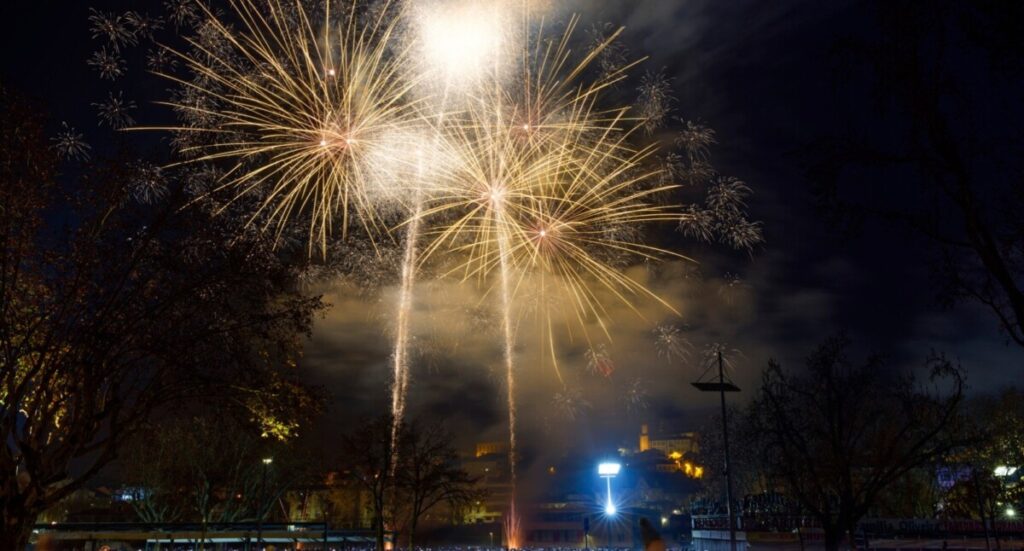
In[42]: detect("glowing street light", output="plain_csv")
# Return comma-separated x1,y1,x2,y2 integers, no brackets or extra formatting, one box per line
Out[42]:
598,462,621,516
257,456,274,548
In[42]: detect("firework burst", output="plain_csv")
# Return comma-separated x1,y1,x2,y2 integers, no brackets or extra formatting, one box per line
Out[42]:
654,323,691,363
418,23,689,349
141,0,424,254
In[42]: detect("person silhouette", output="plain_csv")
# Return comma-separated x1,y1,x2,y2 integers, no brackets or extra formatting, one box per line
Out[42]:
640,518,666,551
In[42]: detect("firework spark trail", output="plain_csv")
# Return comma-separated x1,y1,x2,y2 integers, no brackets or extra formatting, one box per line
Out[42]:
389,193,421,456
497,222,518,489
387,83,455,468
498,225,522,548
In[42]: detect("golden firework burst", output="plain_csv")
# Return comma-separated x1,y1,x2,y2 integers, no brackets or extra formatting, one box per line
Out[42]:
140,0,423,255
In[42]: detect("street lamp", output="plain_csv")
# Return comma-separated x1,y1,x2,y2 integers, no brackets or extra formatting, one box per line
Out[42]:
692,348,740,551
598,462,621,515
598,462,621,548
256,457,273,550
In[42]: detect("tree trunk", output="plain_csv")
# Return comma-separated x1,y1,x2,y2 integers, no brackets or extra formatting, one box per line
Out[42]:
824,524,843,551
375,514,386,551
1,506,38,551
409,515,418,551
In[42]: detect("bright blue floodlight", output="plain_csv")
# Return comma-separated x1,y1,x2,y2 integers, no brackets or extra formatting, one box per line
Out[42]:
598,462,621,476
598,462,622,516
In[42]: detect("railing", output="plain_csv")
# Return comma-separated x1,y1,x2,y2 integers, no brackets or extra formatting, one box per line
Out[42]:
692,515,1024,537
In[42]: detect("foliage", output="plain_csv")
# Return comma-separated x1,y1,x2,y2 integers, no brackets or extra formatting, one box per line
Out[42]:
120,415,313,528
0,83,323,550
940,388,1024,523
745,336,967,551
810,1,1024,348
339,415,480,550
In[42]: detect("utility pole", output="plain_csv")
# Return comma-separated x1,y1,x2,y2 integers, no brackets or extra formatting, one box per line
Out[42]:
257,457,273,550
692,348,740,551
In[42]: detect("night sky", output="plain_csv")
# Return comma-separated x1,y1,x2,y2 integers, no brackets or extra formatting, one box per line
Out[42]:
3,0,1021,481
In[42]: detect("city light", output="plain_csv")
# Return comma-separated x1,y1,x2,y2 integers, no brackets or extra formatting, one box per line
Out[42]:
262,457,273,466
598,462,621,517
1008,507,1017,518
994,465,1018,477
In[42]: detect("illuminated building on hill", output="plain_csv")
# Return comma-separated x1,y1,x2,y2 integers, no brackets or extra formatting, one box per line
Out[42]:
639,423,699,457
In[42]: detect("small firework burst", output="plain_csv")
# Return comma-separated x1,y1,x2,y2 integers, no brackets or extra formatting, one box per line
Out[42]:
51,122,91,161
672,121,717,185
718,272,748,305
654,323,692,363
637,69,674,135
701,342,744,372
129,161,169,204
163,0,198,28
624,378,650,413
675,121,717,161
146,48,178,72
88,47,127,80
93,91,136,129
585,344,615,378
553,387,591,420
88,8,137,51
670,125,763,252
587,22,631,80
125,11,165,40
181,165,222,198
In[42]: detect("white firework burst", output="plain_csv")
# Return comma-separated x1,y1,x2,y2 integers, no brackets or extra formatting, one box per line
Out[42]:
585,344,615,378
146,47,178,72
637,69,674,135
125,11,165,40
701,342,744,372
624,378,650,413
93,91,136,129
553,388,591,420
164,0,198,28
88,47,127,80
88,8,137,51
654,323,692,363
718,272,748,305
51,122,91,161
129,161,169,204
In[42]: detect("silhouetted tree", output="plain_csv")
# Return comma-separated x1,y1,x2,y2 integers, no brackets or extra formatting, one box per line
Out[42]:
398,422,480,550
340,415,404,551
811,1,1024,349
746,336,967,551
339,416,479,550
0,83,323,550
121,415,313,549
941,388,1024,544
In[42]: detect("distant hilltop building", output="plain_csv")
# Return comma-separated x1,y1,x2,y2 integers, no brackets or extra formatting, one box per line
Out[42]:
638,423,699,456
475,441,509,458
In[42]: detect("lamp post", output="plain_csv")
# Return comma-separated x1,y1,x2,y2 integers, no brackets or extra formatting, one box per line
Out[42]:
257,457,273,550
692,349,740,551
598,462,621,549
